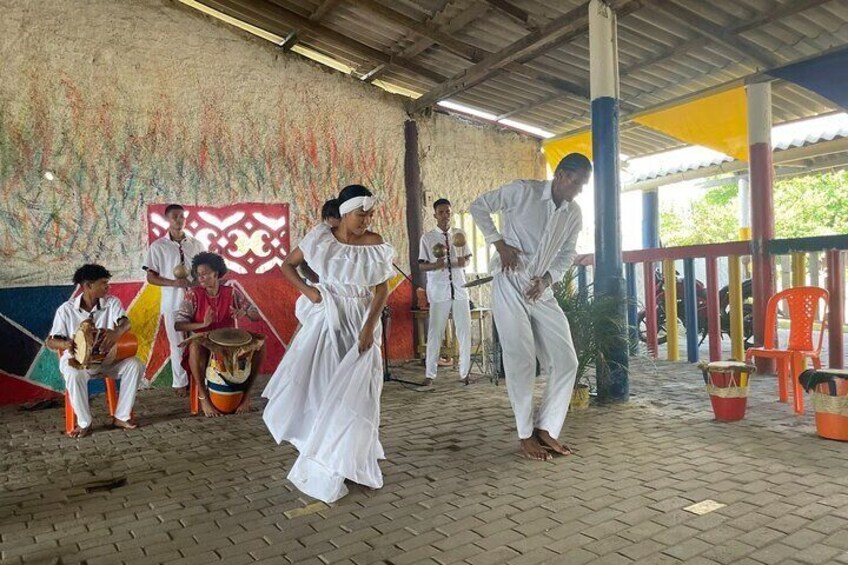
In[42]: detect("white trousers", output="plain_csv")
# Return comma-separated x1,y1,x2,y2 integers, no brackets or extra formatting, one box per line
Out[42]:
163,311,188,388
425,299,471,380
61,356,143,429
492,272,577,440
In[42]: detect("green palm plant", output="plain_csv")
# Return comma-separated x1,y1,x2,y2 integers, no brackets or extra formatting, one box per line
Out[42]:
554,268,631,399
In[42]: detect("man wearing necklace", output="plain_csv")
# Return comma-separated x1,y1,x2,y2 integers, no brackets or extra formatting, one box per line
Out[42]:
143,204,206,397
175,252,265,417
418,198,473,388
46,264,144,438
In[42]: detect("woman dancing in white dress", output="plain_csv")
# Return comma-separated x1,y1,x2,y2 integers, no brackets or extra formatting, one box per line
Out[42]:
263,184,394,503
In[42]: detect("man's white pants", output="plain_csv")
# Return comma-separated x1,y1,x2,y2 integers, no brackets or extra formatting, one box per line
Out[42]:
61,356,143,429
163,311,188,388
492,272,577,440
425,299,471,380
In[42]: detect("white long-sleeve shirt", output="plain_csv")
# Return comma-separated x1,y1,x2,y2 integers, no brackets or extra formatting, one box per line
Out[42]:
469,179,582,284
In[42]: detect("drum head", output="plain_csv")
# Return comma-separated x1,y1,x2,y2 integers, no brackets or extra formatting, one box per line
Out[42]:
207,328,252,347
73,331,90,365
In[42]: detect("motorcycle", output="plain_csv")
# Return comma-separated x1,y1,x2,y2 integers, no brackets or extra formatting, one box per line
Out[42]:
637,269,754,347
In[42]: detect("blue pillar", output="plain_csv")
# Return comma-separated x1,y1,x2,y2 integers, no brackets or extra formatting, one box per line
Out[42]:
683,258,699,362
577,265,589,303
590,0,628,402
625,262,638,355
642,190,659,249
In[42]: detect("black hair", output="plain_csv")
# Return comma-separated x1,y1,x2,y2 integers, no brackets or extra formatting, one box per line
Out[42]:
554,153,593,176
192,252,228,278
337,184,373,207
321,199,341,220
164,204,185,216
73,264,112,285
433,198,451,210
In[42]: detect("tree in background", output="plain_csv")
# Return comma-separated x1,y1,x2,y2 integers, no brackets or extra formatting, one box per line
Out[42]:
661,170,848,245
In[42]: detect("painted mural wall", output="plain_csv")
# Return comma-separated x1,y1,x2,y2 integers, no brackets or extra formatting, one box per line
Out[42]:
0,0,541,404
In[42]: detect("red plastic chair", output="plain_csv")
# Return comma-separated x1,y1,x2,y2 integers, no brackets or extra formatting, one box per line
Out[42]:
746,286,828,415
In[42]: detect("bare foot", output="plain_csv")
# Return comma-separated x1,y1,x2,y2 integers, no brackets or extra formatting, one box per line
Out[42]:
200,398,222,418
67,425,92,438
112,418,138,430
534,429,573,456
519,437,551,461
235,397,251,414
174,386,189,398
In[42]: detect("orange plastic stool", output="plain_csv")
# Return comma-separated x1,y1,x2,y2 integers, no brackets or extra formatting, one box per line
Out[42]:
746,286,828,415
64,377,118,434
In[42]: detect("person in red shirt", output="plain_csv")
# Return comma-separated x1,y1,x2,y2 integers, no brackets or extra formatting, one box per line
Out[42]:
175,252,265,417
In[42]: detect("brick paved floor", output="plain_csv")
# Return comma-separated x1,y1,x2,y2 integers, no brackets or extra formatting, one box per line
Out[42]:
3,357,848,565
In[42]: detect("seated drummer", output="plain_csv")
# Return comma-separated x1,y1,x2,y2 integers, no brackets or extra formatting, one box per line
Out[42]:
175,252,266,417
46,264,144,438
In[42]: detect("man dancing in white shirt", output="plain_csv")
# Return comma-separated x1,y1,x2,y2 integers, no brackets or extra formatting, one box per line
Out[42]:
418,198,473,387
470,153,591,461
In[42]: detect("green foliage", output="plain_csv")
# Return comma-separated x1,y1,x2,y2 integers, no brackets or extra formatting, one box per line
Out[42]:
554,269,630,393
661,170,848,245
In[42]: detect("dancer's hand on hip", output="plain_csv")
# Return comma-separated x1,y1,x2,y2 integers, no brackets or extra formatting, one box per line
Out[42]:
494,240,521,271
358,323,375,353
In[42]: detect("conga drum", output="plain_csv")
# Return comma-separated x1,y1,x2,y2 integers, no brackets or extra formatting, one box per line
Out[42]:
202,328,265,413
700,361,756,422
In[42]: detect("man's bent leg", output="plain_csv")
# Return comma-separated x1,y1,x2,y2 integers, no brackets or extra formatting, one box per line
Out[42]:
425,300,452,381
493,276,537,440
163,311,189,389
110,357,143,423
452,299,472,380
531,297,578,441
61,358,93,429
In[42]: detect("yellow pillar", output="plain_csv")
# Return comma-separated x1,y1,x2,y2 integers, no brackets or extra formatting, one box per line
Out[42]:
662,259,679,361
791,252,806,287
728,255,745,360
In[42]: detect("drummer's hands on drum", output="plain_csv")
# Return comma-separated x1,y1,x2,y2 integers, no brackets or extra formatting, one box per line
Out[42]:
494,240,521,271
230,305,249,319
100,329,119,352
203,307,216,328
358,322,376,353
304,286,323,304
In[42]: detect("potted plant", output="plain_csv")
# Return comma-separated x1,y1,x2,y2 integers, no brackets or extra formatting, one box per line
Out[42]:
554,268,630,408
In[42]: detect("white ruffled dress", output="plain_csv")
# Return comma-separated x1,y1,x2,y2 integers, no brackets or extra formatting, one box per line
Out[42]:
262,225,395,503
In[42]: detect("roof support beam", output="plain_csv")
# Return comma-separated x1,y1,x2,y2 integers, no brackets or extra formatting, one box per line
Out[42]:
483,0,535,30
309,0,341,22
356,0,589,99
199,0,448,83
409,0,646,113
506,0,832,123
652,0,781,68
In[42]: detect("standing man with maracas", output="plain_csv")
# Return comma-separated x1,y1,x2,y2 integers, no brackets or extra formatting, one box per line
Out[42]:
144,204,207,397
418,198,474,388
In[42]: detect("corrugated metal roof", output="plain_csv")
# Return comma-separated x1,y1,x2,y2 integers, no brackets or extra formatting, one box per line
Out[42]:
626,113,848,184
186,0,848,158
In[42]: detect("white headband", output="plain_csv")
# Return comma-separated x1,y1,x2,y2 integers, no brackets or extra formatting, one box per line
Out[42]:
339,195,376,215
